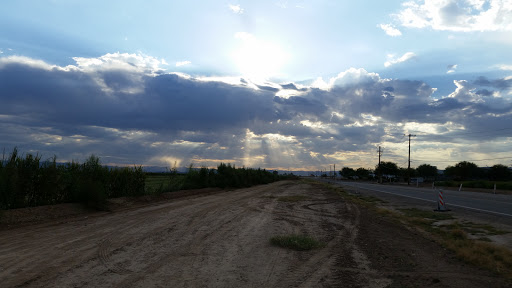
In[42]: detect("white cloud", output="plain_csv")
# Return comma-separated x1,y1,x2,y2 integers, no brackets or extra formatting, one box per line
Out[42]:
72,52,166,75
329,68,382,88
395,0,512,32
447,64,457,73
69,53,168,94
446,80,484,103
384,52,416,67
176,60,191,67
311,77,330,90
0,55,65,71
498,64,512,70
229,4,244,14
379,23,402,36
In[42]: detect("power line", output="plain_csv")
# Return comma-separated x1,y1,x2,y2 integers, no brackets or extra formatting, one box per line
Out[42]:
410,127,512,140
444,127,512,137
413,156,512,163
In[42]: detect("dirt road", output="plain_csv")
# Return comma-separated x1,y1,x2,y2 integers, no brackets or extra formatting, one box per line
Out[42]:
0,181,509,287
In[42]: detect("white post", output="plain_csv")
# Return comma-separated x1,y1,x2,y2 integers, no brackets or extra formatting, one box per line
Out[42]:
432,181,435,189
416,178,419,187
459,183,463,191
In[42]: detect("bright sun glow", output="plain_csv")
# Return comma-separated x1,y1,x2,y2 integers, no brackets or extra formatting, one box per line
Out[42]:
232,32,288,80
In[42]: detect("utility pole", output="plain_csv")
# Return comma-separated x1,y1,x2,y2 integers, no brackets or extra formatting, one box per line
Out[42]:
378,146,382,183
407,134,416,185
333,164,336,180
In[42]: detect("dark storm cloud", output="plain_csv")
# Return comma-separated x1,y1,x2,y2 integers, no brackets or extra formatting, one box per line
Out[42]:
255,84,280,92
142,74,276,130
280,83,307,91
474,76,512,90
273,95,328,120
0,61,276,134
1,55,511,168
475,89,493,96
322,77,436,123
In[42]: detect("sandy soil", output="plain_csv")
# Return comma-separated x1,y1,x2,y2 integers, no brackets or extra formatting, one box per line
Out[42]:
0,181,509,287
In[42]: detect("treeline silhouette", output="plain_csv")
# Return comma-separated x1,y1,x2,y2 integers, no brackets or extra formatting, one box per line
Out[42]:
182,163,286,189
0,148,292,210
0,148,145,210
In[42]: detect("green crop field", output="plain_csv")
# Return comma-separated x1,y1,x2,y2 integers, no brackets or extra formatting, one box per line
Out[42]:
145,174,185,194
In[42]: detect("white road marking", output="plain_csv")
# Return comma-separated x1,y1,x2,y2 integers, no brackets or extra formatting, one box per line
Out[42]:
337,182,512,218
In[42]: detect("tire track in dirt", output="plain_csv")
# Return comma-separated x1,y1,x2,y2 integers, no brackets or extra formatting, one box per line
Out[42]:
271,189,391,288
97,239,132,275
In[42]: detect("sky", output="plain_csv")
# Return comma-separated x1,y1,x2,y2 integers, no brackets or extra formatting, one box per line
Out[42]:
1,0,512,171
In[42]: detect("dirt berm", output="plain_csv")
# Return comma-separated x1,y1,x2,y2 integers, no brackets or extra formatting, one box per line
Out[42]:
0,180,509,287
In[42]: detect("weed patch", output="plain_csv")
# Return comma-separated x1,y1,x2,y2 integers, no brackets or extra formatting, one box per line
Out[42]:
399,208,454,221
270,234,325,251
461,222,509,236
443,239,512,277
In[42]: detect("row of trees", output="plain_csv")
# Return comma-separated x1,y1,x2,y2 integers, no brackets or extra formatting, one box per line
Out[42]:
338,161,511,182
1,148,292,210
182,163,287,189
0,148,145,210
444,162,511,181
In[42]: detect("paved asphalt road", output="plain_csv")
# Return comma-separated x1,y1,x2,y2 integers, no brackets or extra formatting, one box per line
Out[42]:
329,181,512,218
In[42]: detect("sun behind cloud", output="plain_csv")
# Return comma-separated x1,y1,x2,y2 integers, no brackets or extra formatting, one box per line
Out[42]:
231,32,289,80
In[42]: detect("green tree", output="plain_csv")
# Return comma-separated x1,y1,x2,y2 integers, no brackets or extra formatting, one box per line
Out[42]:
456,161,480,180
375,162,399,178
445,161,480,180
340,167,355,178
416,164,438,180
444,165,455,179
489,164,511,181
355,167,370,179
